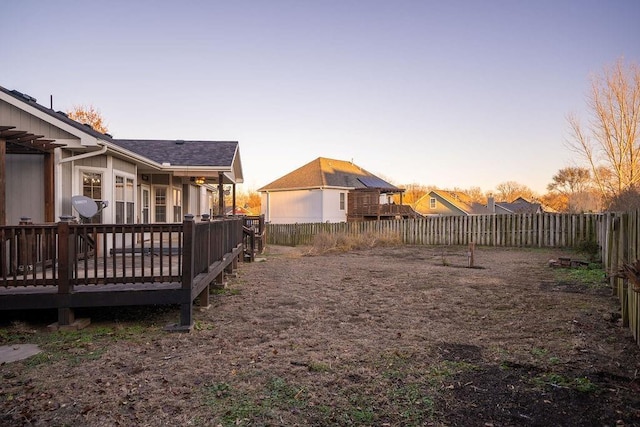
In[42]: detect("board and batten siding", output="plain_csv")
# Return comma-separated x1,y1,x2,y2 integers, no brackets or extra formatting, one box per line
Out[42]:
5,154,44,224
0,100,78,140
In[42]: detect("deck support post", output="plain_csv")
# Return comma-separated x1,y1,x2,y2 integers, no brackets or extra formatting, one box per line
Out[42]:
172,214,195,331
57,217,75,326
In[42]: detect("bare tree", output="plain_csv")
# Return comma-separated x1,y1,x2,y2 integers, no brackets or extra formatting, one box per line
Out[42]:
567,59,640,201
547,167,591,195
67,105,109,134
546,167,601,212
461,186,486,203
395,183,431,206
494,181,536,202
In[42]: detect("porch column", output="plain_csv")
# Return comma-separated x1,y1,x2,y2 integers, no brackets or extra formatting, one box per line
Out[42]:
0,139,5,225
232,183,236,215
218,172,224,216
44,152,55,222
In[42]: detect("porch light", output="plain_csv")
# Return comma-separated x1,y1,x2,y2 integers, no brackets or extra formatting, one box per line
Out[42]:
195,177,206,185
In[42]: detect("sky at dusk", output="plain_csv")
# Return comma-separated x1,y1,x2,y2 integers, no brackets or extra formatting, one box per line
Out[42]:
2,1,640,195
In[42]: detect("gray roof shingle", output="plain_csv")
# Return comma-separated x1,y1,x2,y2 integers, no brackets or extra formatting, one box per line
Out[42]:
111,139,238,167
259,157,399,191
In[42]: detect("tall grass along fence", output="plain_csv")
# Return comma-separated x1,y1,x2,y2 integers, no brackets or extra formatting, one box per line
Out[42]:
267,213,604,248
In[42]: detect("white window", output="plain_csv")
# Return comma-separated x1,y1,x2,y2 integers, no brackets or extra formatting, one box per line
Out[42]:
339,193,345,210
82,171,103,223
155,187,167,222
141,186,150,224
115,175,135,224
173,188,182,222
430,198,437,209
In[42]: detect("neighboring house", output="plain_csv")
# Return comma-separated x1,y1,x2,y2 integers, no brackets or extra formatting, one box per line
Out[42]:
0,86,243,233
489,196,545,214
416,190,547,216
258,157,418,223
414,190,492,216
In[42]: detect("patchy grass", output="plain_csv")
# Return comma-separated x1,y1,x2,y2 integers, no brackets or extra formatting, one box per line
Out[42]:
532,372,598,393
553,263,607,287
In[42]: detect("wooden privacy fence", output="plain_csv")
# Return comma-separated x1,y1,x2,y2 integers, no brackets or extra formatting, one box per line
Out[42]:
268,211,640,347
599,211,640,346
267,213,604,248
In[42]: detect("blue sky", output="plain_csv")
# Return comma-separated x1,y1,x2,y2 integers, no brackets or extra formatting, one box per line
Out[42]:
2,1,639,194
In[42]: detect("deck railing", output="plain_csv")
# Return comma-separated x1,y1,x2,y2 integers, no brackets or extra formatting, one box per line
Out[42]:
0,215,245,330
242,215,266,258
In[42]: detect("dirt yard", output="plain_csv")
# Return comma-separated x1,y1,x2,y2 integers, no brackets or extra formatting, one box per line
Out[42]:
1,245,640,426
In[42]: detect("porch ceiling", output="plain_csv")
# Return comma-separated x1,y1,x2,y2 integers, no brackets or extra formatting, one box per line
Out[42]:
0,126,66,154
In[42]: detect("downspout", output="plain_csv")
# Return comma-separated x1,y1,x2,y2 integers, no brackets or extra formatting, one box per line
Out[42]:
58,142,108,164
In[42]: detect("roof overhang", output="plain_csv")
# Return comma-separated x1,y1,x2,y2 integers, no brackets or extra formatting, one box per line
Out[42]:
258,185,355,192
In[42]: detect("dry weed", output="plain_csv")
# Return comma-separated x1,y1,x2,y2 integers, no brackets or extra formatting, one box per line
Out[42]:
309,232,401,254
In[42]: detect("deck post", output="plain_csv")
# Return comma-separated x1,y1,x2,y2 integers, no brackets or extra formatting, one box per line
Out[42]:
57,217,75,326
178,214,195,330
198,213,211,308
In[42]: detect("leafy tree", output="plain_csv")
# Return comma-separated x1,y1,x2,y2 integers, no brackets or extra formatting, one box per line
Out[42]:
567,58,640,201
229,190,262,214
67,105,109,134
540,192,568,212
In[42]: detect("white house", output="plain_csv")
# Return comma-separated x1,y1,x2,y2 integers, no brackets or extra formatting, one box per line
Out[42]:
0,86,243,230
258,157,415,224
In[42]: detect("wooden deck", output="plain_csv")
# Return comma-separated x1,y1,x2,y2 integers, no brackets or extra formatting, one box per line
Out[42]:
0,215,265,331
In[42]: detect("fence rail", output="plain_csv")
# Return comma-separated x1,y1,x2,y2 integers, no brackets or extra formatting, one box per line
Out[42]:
267,213,603,248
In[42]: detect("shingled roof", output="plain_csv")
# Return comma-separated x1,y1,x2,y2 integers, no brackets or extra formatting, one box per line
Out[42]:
258,157,400,192
111,139,239,167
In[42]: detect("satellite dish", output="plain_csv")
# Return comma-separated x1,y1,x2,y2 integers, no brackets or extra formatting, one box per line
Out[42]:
72,196,108,222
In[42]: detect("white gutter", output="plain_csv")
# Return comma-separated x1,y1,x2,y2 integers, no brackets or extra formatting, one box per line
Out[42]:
58,142,108,164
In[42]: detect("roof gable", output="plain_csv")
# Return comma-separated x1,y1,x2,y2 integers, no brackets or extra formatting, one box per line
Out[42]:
0,86,111,146
259,157,399,192
429,190,491,215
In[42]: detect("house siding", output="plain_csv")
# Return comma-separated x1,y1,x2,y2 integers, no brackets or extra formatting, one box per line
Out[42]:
113,157,136,174
5,154,44,224
0,100,77,140
414,195,466,216
262,189,324,224
321,189,348,223
75,155,107,168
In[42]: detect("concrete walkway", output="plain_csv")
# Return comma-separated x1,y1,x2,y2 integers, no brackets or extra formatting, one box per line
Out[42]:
0,344,41,363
